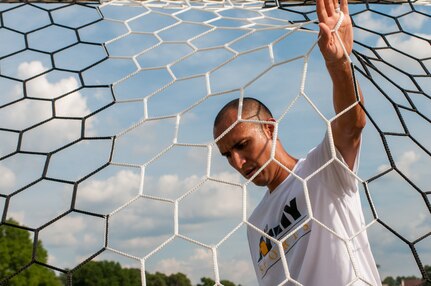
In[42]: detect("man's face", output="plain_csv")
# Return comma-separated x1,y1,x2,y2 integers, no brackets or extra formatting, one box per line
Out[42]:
213,109,277,188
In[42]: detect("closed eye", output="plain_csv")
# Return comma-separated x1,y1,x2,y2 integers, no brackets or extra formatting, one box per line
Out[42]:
235,140,248,150
220,139,249,159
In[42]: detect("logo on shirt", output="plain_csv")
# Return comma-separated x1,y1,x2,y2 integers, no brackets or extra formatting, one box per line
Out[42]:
256,197,311,277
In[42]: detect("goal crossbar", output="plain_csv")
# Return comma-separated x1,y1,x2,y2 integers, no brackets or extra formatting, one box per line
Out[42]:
2,0,430,4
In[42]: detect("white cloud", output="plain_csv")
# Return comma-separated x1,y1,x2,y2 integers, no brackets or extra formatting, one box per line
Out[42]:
55,91,92,117
378,33,431,60
157,173,202,197
42,215,86,247
157,174,182,195
401,15,427,31
396,150,420,177
191,247,212,262
375,48,424,77
17,59,44,79
388,4,410,17
63,169,247,277
102,170,243,248
156,257,188,275
0,95,52,131
48,254,57,266
210,49,271,94
40,213,106,269
20,61,79,100
355,11,394,35
154,248,214,283
377,150,419,178
407,212,431,238
7,211,25,224
153,248,255,285
397,9,428,31
120,235,172,251
83,233,98,245
0,164,16,191
22,119,83,152
2,61,95,152
178,172,243,220
219,258,255,285
186,146,211,164
78,169,141,206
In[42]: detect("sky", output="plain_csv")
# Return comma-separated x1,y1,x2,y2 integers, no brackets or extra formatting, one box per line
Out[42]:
0,1,430,285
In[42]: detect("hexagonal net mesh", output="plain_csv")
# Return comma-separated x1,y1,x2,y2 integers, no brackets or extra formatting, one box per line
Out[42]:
0,0,430,285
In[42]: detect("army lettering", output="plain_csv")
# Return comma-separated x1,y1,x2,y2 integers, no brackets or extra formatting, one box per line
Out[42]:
256,197,311,278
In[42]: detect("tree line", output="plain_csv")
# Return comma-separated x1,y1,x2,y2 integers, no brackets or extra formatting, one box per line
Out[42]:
382,268,431,286
0,218,241,286
58,260,241,286
1,218,430,285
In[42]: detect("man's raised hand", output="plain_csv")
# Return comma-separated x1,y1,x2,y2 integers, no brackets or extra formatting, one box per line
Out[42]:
317,0,353,65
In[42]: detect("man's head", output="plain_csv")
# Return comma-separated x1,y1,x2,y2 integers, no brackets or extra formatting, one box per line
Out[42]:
213,97,273,129
213,98,285,191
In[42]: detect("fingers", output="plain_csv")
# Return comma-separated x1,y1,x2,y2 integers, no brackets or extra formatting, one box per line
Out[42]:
316,0,328,22
325,0,336,17
340,0,349,14
317,0,342,22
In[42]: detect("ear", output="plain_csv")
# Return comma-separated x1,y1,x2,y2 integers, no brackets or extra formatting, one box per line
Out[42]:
263,118,276,139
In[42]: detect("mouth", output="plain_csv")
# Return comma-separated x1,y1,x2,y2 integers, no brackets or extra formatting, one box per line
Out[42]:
244,167,256,179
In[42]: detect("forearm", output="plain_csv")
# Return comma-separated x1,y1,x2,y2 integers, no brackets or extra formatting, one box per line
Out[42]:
328,59,365,136
327,59,365,169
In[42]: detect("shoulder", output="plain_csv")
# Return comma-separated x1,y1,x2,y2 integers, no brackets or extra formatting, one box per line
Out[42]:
293,135,332,179
304,133,361,196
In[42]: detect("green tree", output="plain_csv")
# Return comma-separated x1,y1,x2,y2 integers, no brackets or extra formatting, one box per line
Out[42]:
396,275,419,286
123,267,141,285
382,276,396,286
62,261,199,286
146,271,168,286
197,277,241,286
67,260,142,286
166,272,191,286
220,280,239,286
0,218,61,286
146,271,192,286
381,267,431,286
425,265,431,285
197,277,214,286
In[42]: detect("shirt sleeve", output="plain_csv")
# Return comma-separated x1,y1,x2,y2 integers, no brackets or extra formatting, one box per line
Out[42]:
304,131,361,196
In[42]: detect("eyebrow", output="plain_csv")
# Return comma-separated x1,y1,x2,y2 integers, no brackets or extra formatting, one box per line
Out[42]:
221,139,247,157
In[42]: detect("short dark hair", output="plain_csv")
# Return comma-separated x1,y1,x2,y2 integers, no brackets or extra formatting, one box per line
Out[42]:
213,97,273,128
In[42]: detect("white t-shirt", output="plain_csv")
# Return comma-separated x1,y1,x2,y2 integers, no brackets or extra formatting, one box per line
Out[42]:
247,134,381,286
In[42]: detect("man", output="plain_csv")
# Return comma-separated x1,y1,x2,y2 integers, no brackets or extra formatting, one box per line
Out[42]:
213,0,382,285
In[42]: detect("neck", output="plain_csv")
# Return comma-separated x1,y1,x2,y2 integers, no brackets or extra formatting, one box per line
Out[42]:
268,150,297,193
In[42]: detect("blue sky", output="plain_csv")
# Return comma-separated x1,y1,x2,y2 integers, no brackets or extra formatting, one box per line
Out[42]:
0,1,430,285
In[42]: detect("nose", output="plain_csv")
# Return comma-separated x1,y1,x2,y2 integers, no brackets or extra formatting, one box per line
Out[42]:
229,151,246,171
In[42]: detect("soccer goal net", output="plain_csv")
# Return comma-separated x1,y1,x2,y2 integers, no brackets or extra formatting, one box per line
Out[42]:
0,0,430,285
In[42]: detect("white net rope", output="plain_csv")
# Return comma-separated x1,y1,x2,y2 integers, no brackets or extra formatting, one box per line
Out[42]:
0,1,430,285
